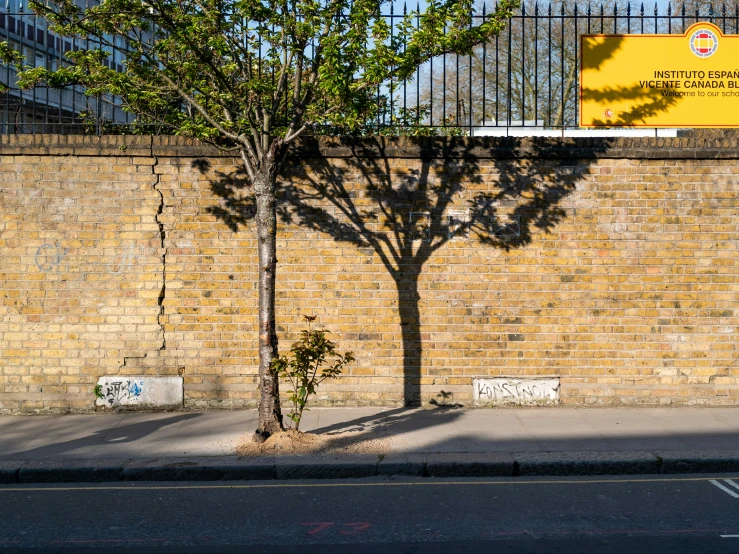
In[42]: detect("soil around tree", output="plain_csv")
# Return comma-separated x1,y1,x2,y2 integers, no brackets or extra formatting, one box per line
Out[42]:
236,428,397,457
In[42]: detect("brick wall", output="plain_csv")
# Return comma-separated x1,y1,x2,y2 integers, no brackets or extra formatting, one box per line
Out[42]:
1,134,738,412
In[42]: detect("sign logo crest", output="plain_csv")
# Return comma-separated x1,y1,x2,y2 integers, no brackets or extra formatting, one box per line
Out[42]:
690,28,718,57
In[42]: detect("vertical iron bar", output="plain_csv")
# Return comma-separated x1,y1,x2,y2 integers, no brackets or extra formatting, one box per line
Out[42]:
117,35,122,123
284,9,289,128
614,2,618,33
31,0,38,134
482,2,487,125
27,0,37,135
588,2,591,34
311,28,315,122
455,41,459,125
534,2,538,125
430,22,434,126
560,2,564,127
377,3,381,132
4,0,9,133
82,0,91,133
443,22,446,126
600,2,604,34
547,2,551,127
495,1,499,125
16,0,21,133
416,1,420,126
60,9,66,129
574,3,578,129
96,19,102,133
468,9,472,131
654,2,657,34
521,2,525,124
44,9,50,133
258,24,262,80
403,2,407,126
454,38,461,127
507,8,512,125
389,2,394,128
83,0,97,135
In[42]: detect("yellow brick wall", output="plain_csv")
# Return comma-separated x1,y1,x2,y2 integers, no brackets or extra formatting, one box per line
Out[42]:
1,135,738,412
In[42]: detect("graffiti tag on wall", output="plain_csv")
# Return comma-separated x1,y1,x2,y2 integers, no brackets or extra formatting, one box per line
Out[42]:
99,379,144,407
35,241,69,273
95,376,184,409
33,242,151,274
106,244,147,275
473,378,560,406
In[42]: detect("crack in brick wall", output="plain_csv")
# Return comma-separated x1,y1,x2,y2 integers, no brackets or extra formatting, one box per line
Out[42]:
153,156,167,352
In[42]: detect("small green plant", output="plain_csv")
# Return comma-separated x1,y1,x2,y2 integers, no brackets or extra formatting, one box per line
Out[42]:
271,315,354,431
93,384,104,399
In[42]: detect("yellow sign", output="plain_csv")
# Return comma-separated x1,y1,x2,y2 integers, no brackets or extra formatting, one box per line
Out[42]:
580,22,739,127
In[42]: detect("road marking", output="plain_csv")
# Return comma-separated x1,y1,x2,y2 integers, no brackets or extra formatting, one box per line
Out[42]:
710,480,739,498
1,475,739,492
721,535,739,538
724,479,739,492
300,522,334,535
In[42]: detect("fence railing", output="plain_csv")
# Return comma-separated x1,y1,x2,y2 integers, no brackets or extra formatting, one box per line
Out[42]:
1,2,736,135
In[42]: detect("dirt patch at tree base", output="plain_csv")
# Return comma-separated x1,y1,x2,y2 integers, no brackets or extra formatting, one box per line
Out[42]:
236,429,397,457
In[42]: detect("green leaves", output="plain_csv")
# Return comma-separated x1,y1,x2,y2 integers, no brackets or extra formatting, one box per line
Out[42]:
270,315,354,431
4,0,519,171
0,42,25,93
0,41,24,67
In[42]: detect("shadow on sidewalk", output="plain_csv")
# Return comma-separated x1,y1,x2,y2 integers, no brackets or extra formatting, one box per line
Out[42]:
311,405,463,436
309,407,739,454
5,413,200,460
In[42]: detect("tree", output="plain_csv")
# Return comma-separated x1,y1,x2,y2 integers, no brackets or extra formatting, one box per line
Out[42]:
1,0,520,437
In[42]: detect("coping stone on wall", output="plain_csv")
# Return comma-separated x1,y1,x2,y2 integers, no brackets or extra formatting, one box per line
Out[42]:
4,134,739,160
0,134,153,157
288,135,739,160
150,135,224,158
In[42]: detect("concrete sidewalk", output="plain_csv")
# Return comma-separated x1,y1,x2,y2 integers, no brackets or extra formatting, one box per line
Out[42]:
1,407,739,483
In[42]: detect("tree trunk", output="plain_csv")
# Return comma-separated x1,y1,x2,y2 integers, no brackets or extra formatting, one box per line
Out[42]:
253,161,283,437
395,272,422,407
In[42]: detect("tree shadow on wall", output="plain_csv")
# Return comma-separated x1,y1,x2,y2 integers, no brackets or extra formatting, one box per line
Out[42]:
200,138,602,407
279,138,593,406
198,58,683,407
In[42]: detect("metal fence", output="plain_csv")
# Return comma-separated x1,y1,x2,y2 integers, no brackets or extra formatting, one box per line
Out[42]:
1,2,736,135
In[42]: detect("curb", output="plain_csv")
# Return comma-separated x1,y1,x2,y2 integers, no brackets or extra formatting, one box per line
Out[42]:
2,451,739,484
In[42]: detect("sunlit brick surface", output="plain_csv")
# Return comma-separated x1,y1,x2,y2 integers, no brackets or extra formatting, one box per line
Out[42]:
1,135,738,412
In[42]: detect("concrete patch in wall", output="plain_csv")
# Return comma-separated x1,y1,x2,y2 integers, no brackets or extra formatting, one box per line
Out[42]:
473,377,560,406
95,376,183,409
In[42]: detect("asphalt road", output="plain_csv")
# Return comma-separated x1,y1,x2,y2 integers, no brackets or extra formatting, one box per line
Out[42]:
1,475,739,553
